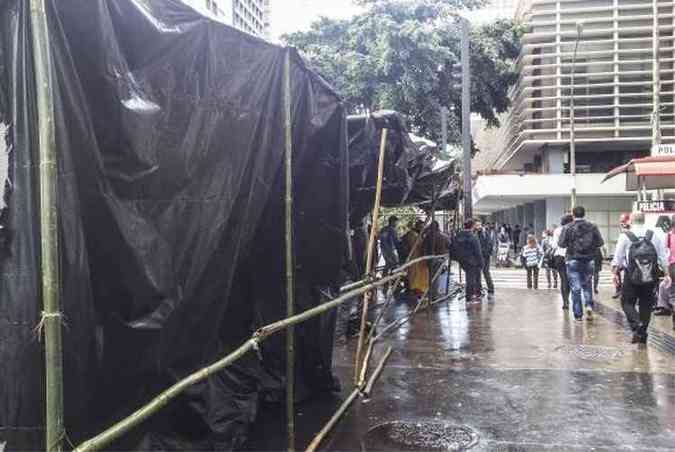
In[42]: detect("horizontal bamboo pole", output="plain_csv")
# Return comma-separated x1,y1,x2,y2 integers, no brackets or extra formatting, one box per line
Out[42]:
73,339,257,452
305,388,360,452
363,346,393,397
73,255,443,452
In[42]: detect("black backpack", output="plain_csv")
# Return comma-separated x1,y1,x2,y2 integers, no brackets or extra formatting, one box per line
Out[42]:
625,230,659,285
569,221,596,256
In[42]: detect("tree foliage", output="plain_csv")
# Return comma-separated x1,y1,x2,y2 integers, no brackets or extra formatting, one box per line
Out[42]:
283,0,523,145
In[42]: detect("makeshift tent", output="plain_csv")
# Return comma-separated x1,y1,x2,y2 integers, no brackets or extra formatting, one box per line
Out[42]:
0,0,348,450
347,110,435,226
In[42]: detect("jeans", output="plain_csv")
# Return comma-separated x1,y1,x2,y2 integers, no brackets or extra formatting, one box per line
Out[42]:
480,259,495,294
566,258,595,319
621,279,656,338
545,266,558,288
464,265,482,300
554,256,570,307
526,266,539,289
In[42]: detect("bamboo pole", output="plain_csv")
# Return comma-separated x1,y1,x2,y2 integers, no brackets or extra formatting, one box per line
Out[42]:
354,128,388,385
305,347,393,452
73,340,257,452
305,388,360,452
73,258,442,452
29,1,64,451
283,48,296,452
362,346,393,397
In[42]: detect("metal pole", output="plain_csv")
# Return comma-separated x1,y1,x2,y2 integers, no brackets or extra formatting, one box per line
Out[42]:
283,48,295,452
652,0,663,199
29,1,64,451
570,22,583,209
461,19,473,220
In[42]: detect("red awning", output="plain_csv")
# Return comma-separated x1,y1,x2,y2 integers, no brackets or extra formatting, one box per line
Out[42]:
603,155,675,190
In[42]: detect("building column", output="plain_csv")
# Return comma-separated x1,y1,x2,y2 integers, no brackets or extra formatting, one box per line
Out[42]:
546,197,567,229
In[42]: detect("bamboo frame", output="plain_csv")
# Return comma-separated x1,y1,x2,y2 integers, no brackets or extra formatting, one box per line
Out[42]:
283,48,296,452
362,346,393,397
305,389,360,452
72,256,441,452
29,1,64,451
354,128,389,385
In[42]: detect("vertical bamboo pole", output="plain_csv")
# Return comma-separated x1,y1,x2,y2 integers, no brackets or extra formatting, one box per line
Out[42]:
30,1,64,451
354,128,388,385
283,48,295,452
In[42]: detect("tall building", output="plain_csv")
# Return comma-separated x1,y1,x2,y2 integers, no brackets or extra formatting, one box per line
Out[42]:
182,0,269,38
473,0,674,250
466,0,516,23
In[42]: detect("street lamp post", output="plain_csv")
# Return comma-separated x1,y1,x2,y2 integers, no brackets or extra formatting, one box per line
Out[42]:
569,21,583,209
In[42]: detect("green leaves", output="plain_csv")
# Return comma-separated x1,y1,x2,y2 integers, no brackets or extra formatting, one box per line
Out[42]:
283,0,520,145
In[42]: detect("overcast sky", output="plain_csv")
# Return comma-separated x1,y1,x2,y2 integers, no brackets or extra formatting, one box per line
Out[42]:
270,0,362,41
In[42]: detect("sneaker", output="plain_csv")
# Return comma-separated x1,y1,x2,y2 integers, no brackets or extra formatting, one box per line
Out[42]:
586,307,593,321
574,317,583,322
631,334,641,344
611,291,621,300
639,335,648,344
562,303,569,311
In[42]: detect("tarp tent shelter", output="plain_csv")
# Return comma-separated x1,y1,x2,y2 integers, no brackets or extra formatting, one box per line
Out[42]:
0,0,348,450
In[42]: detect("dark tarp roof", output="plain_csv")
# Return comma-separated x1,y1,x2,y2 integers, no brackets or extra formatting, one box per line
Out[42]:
0,0,347,449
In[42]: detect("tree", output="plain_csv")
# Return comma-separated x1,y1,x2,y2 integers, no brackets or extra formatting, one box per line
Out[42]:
283,0,523,146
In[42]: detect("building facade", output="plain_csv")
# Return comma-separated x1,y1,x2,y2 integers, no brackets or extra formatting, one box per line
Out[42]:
474,0,675,250
184,0,270,38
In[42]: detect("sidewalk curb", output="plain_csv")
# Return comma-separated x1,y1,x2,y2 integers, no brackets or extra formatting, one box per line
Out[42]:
594,297,675,357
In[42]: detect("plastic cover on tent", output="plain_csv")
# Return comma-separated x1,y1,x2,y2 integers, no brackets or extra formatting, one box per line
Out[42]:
0,0,348,449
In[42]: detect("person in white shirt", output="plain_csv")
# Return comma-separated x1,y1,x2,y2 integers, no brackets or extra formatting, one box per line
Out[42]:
611,212,671,344
552,214,573,310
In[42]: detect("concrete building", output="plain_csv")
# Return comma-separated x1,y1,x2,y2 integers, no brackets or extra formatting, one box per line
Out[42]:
183,0,269,38
473,0,675,251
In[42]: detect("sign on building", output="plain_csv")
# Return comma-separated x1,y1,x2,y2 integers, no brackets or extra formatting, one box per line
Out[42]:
652,144,675,156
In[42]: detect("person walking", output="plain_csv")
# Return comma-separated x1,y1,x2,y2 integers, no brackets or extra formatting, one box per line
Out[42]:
521,234,543,289
475,221,495,296
593,245,607,295
612,213,632,299
513,224,522,253
541,229,558,289
379,216,400,275
654,215,675,323
552,215,574,310
558,206,605,321
611,212,670,343
404,220,429,298
450,219,485,302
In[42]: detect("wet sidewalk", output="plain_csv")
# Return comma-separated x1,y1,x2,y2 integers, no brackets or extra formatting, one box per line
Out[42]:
329,286,674,451
247,285,675,451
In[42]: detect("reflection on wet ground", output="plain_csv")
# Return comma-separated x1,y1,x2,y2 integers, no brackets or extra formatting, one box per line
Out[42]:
248,285,675,451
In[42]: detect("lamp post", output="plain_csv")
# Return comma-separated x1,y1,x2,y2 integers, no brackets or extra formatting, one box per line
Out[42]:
569,21,583,209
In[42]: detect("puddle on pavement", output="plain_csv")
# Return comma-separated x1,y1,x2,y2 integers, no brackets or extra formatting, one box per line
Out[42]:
361,421,479,451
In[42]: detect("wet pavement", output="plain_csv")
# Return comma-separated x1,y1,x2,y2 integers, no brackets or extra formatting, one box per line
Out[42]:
248,283,675,451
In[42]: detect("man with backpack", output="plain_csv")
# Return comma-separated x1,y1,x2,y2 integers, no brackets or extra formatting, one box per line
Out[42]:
558,206,605,321
475,220,495,296
450,218,484,302
611,212,670,344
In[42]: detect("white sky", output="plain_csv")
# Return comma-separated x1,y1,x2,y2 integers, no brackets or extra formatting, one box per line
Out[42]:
270,0,362,41
269,0,515,41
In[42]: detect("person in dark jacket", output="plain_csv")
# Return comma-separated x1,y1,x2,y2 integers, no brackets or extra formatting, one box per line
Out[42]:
475,220,495,295
450,218,485,302
558,206,605,321
513,224,522,253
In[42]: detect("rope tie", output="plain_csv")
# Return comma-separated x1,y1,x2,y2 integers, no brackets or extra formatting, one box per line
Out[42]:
251,337,263,361
33,311,67,342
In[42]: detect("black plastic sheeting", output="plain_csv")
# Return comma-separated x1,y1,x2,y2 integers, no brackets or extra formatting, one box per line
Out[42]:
347,111,435,227
0,0,348,450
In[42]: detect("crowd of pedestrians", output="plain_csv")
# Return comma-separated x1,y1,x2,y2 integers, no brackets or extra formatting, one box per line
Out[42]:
371,206,675,346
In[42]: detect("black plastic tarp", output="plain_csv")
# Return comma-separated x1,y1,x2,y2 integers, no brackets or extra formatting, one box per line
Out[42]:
0,0,347,450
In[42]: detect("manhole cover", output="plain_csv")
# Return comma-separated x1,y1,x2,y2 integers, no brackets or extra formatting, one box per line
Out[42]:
362,421,479,451
556,344,624,361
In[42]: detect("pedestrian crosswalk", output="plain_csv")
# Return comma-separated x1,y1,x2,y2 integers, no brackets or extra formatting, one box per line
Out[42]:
489,267,614,289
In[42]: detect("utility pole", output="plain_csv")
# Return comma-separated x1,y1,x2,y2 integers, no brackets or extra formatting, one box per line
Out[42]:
569,22,583,210
652,0,663,200
461,19,472,220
